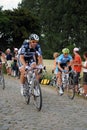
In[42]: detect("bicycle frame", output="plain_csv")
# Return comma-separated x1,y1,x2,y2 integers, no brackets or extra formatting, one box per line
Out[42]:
24,67,42,111
62,71,76,99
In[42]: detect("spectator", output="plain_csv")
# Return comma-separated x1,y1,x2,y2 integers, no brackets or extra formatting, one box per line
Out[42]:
52,52,59,74
11,48,19,77
5,48,13,75
72,47,82,92
82,52,87,97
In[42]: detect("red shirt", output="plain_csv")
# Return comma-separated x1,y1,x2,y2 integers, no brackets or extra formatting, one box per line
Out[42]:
73,53,82,72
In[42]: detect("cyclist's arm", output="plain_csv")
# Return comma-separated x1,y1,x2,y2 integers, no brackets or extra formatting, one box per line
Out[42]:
20,55,26,67
58,62,63,72
35,44,43,65
38,55,43,65
68,60,73,67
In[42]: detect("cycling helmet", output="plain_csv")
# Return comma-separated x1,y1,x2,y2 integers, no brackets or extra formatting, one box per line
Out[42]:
29,34,39,41
62,48,70,54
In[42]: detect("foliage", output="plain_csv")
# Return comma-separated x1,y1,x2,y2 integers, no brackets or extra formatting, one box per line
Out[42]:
20,0,87,58
0,7,41,51
0,0,87,58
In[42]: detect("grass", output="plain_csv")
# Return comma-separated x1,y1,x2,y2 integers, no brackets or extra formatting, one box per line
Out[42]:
43,59,53,79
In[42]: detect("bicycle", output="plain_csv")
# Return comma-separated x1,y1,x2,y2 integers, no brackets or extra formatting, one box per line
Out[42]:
49,74,57,87
23,67,42,111
56,70,76,100
0,69,5,89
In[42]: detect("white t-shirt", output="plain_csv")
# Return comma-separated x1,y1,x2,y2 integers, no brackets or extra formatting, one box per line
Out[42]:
83,61,87,72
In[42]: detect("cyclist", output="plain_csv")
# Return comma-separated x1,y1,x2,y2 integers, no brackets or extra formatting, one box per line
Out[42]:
0,51,6,72
18,34,42,96
57,48,72,95
23,38,43,66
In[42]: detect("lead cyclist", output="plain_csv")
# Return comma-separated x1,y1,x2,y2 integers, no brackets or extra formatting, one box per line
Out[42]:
18,34,43,96
57,48,73,95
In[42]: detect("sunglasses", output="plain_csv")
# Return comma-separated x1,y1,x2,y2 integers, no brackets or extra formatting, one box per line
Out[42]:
31,40,38,43
64,53,68,55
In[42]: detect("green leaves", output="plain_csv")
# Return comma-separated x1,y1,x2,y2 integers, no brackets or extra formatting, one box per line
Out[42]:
0,8,40,50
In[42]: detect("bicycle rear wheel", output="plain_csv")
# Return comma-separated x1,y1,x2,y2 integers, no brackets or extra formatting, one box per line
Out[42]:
33,80,42,111
0,73,5,89
66,77,75,100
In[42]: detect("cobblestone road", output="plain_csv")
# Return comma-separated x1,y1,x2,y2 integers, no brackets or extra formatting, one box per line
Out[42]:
0,75,87,130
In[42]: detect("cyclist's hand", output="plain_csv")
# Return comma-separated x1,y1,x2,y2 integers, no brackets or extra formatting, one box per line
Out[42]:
62,70,68,73
38,64,43,69
25,66,31,71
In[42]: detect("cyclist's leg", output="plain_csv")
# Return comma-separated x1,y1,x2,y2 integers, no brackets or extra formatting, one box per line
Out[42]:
57,71,64,95
19,66,26,95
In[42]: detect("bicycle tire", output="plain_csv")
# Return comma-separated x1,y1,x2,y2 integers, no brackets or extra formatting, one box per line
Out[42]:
33,79,42,111
0,72,5,90
24,80,30,104
2,75,5,89
66,77,75,100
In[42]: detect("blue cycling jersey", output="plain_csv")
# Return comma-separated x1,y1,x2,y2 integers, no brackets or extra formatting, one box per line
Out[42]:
56,54,72,64
19,42,42,65
35,44,42,55
23,41,42,55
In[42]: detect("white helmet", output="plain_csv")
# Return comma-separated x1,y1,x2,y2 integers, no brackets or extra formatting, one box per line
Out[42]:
29,34,39,41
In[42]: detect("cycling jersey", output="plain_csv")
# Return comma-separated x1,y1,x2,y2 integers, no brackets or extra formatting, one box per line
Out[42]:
35,44,42,55
23,41,42,55
19,42,41,66
57,54,72,69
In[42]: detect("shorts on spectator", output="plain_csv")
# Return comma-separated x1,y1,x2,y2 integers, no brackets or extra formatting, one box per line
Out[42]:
83,72,87,85
6,60,13,68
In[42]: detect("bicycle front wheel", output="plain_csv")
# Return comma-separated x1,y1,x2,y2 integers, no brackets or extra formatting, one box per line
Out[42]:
24,80,30,104
33,80,42,111
66,77,75,100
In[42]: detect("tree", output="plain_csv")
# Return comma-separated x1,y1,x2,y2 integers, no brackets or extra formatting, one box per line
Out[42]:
0,7,41,51
20,0,87,58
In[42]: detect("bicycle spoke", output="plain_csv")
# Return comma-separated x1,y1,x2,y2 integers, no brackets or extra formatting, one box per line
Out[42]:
67,77,75,100
33,80,42,111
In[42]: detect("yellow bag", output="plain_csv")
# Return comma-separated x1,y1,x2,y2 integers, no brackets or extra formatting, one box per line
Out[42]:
41,79,50,85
